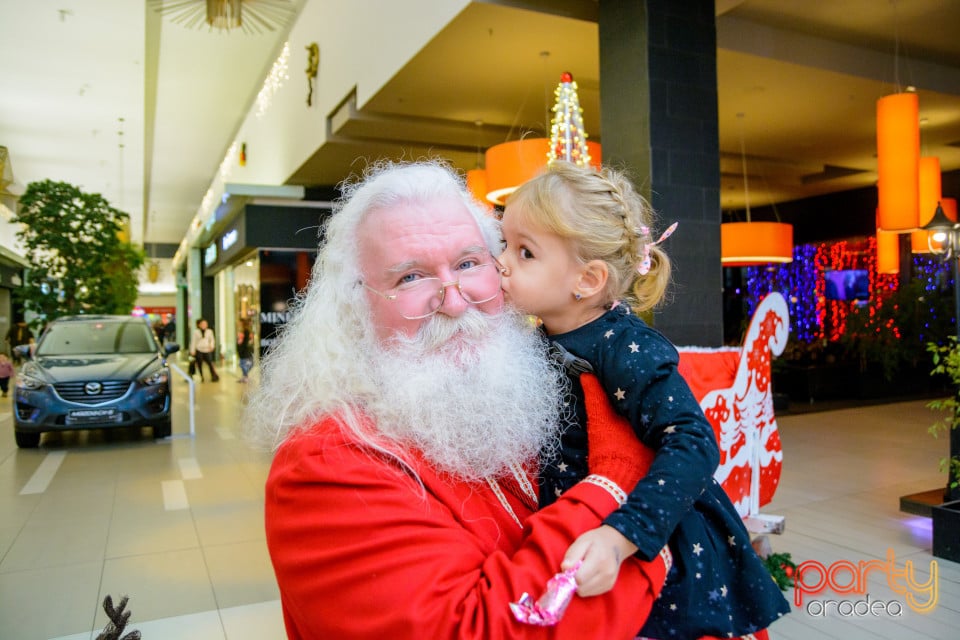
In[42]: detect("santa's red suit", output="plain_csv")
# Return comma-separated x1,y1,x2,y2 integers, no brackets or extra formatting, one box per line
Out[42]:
265,415,670,640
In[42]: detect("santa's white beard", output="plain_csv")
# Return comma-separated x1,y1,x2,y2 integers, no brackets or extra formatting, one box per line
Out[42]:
361,308,563,482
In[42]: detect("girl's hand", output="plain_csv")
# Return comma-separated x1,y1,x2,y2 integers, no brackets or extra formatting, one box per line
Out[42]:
561,525,639,596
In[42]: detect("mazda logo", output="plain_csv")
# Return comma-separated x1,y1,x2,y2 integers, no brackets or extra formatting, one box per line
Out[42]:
84,382,102,395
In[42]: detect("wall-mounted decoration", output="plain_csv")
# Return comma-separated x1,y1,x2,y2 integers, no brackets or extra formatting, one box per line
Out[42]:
305,43,319,107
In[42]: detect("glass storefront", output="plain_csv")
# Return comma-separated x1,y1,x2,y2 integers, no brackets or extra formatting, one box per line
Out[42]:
190,201,328,376
257,250,314,358
234,255,260,371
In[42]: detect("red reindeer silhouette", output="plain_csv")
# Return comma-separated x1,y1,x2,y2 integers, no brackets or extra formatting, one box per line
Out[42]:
678,293,789,523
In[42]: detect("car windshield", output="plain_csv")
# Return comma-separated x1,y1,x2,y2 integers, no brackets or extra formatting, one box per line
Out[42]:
36,320,159,356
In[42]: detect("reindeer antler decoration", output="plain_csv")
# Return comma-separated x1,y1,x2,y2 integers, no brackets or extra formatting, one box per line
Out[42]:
95,595,141,640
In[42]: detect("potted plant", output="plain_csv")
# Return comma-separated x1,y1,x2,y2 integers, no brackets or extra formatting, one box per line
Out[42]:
925,338,960,562
844,278,954,394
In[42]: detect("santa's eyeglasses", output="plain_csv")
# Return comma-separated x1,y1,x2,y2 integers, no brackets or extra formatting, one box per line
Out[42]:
361,260,505,320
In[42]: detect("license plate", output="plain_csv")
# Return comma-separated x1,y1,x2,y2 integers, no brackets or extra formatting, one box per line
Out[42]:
66,408,119,424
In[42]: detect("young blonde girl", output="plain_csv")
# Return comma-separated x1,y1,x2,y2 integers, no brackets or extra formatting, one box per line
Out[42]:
499,161,789,639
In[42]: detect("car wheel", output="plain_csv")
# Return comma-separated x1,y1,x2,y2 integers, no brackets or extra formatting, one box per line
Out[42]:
154,417,172,439
15,430,41,448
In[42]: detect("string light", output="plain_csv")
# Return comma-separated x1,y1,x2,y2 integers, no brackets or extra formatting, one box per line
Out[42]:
256,42,290,119
547,72,592,167
175,40,290,266
742,238,924,344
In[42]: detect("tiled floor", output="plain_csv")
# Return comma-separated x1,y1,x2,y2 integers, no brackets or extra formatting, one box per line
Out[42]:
0,365,281,640
1,366,958,639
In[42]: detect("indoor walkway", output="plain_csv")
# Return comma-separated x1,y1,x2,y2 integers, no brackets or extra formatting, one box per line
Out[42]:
0,366,958,639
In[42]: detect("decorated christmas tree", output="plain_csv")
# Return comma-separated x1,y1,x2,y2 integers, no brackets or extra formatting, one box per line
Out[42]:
547,72,593,167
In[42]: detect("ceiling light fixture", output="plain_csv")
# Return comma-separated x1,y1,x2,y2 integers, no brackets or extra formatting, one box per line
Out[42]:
720,113,793,267
921,198,959,253
876,91,920,231
149,0,296,35
466,168,489,207
876,1,920,232
911,156,945,253
876,218,900,274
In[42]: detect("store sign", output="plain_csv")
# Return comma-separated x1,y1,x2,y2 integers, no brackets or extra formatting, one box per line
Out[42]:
217,220,246,265
221,228,238,252
204,243,218,267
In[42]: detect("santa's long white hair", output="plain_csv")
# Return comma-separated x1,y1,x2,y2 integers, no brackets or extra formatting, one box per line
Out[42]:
243,159,564,481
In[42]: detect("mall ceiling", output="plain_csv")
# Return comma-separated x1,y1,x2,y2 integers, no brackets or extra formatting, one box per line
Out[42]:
2,0,960,249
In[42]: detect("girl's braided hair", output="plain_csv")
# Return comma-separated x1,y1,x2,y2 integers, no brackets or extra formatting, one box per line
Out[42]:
505,161,671,312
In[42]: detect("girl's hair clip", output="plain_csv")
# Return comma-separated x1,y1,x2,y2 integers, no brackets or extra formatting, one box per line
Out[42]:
637,222,678,275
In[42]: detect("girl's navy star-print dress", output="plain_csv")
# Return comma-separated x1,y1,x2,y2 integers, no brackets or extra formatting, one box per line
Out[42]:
539,305,790,639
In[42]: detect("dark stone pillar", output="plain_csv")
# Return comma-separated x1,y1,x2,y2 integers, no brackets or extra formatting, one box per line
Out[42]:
598,0,722,347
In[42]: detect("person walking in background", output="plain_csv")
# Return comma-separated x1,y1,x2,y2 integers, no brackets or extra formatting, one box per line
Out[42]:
0,352,14,398
190,318,219,382
161,313,177,347
152,320,164,344
6,320,34,365
237,319,254,383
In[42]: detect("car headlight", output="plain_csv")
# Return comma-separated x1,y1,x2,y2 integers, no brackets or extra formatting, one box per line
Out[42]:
139,368,170,386
16,374,45,390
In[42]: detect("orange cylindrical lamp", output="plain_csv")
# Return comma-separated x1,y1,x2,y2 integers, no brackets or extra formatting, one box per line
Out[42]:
466,169,490,208
877,92,920,231
877,228,900,274
911,157,943,252
720,222,793,267
876,209,900,274
484,138,601,206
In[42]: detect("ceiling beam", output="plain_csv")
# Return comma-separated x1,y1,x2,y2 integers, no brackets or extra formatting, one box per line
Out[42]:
717,15,960,96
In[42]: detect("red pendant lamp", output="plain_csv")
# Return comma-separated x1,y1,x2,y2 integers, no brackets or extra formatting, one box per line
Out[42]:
876,92,920,231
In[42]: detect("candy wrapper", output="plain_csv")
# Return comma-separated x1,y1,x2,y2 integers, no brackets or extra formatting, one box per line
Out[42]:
510,562,581,626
